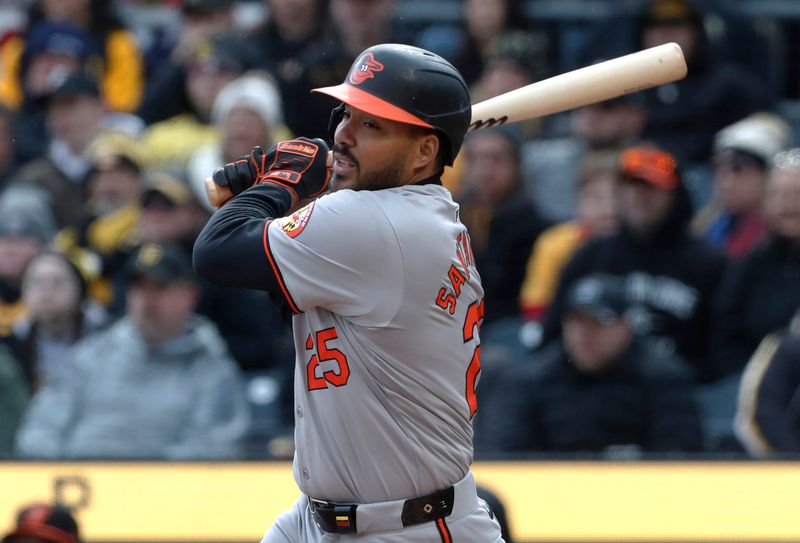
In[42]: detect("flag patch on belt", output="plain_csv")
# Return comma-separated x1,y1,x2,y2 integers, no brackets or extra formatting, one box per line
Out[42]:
336,516,350,527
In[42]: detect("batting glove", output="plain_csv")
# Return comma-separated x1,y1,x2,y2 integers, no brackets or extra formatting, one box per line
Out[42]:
211,148,262,196
212,138,331,203
254,137,331,202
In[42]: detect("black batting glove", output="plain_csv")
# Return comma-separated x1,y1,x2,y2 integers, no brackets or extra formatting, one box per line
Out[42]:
211,146,265,196
254,137,331,203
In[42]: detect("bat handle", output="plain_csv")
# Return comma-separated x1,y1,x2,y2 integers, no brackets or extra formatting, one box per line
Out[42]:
205,150,334,209
205,178,234,209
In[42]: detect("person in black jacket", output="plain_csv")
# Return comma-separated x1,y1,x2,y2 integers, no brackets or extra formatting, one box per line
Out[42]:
477,274,702,455
711,149,800,378
635,0,771,163
249,0,330,139
458,126,550,324
735,311,800,457
541,145,726,382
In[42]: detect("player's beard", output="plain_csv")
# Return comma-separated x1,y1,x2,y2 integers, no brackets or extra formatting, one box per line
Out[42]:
331,144,409,192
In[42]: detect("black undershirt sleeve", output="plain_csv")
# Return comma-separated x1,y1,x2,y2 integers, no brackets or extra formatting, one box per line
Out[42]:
193,184,294,294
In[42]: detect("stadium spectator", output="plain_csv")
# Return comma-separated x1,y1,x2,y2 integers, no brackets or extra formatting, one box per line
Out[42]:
541,145,726,382
0,344,28,458
416,0,531,86
326,0,402,69
522,94,645,223
471,31,548,104
636,0,771,163
441,30,548,197
693,113,792,259
285,0,407,138
2,73,111,228
250,0,328,137
139,35,258,169
711,149,800,378
0,205,55,342
11,250,107,391
187,71,290,211
81,135,144,220
0,0,144,113
135,173,209,248
169,0,236,65
52,134,143,308
136,0,236,124
520,150,619,321
1,22,94,164
107,173,203,307
122,174,293,371
478,274,702,455
2,503,82,543
458,126,550,324
735,313,800,457
14,242,249,460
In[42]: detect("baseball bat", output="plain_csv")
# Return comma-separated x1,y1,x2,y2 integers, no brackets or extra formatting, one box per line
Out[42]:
206,42,686,208
468,41,686,131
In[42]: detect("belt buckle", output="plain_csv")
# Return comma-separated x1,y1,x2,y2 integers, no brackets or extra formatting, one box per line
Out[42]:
309,499,357,534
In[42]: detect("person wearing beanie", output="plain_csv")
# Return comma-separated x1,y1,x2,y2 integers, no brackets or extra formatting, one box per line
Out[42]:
693,112,792,258
186,71,292,211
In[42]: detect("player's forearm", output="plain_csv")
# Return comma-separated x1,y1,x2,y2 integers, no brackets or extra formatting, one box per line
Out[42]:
193,184,293,290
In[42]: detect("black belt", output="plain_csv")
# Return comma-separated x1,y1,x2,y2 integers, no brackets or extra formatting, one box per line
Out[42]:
309,485,455,534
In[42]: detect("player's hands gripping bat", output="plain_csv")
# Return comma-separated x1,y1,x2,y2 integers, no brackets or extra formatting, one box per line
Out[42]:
207,137,333,208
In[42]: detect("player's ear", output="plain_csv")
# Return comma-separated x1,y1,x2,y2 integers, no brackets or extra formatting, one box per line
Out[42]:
413,132,440,171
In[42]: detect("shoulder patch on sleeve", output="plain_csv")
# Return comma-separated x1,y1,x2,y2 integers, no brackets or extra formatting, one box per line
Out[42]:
277,201,316,238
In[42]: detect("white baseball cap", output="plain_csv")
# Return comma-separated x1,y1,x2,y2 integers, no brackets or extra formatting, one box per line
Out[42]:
714,112,792,166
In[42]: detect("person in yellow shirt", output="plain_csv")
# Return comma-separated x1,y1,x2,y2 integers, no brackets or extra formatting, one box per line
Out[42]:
520,150,619,320
0,0,143,113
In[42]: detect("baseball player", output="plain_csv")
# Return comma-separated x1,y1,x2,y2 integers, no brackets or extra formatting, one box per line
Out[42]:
193,44,503,542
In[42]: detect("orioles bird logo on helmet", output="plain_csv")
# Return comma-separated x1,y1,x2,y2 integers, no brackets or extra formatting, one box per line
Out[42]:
349,53,384,85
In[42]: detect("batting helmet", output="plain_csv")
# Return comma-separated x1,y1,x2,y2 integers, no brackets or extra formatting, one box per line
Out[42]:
312,43,471,166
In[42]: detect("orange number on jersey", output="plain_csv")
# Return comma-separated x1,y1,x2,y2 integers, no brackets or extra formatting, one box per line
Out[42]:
463,299,484,418
305,328,351,391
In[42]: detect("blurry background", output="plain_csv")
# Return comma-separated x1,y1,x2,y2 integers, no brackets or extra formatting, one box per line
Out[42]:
3,0,800,541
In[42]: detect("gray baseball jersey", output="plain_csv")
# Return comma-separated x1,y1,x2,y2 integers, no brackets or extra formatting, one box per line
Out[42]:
264,183,484,505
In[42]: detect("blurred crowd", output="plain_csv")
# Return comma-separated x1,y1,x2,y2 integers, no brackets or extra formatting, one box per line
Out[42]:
0,0,799,461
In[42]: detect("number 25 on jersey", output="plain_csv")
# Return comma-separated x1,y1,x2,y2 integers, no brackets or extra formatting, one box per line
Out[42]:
305,327,350,390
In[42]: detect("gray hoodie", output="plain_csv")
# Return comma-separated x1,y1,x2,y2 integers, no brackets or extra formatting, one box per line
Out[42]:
15,315,249,460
